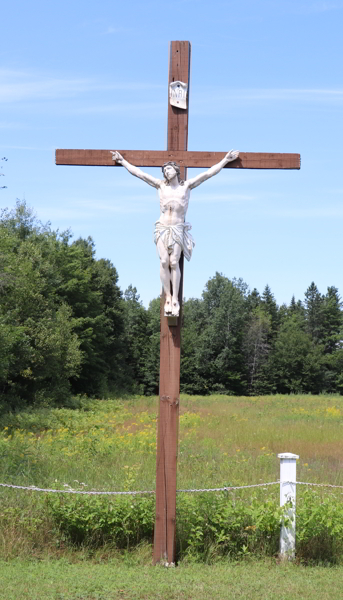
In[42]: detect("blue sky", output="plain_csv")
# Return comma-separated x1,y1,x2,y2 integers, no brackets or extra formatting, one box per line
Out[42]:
1,0,342,307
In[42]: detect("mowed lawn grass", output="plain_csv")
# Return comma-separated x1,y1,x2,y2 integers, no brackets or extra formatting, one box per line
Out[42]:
0,557,343,600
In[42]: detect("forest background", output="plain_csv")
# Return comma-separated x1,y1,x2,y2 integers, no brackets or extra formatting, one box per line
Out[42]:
1,200,343,411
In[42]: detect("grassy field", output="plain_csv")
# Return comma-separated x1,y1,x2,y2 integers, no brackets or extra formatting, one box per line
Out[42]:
0,394,342,570
1,394,342,492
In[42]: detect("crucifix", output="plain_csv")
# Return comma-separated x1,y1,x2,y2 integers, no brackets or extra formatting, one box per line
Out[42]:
56,40,300,565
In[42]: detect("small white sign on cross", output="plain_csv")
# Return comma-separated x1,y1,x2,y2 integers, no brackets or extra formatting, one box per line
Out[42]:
169,81,188,109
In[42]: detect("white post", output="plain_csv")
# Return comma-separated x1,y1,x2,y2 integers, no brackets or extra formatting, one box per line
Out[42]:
278,452,299,559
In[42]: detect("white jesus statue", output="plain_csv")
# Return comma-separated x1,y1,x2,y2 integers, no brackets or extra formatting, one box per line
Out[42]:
111,150,239,317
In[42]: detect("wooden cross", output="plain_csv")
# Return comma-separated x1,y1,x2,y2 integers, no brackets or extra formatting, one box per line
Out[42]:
56,40,300,565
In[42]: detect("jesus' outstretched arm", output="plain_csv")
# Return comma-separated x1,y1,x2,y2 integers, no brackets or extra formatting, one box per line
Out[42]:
187,150,239,190
111,151,161,189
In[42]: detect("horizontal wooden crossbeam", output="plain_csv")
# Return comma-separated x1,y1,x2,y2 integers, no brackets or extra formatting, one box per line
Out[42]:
56,149,301,170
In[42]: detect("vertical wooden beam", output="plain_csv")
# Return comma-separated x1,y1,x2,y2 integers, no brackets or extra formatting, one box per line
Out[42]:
167,40,191,168
153,41,191,565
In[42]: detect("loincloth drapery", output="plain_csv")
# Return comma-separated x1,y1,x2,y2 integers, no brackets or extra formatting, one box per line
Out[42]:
154,220,195,262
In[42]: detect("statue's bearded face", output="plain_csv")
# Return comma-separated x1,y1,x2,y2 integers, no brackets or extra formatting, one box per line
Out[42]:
164,165,177,180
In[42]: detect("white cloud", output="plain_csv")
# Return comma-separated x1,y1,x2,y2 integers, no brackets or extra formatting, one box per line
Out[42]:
0,69,163,104
2,68,341,118
0,71,93,103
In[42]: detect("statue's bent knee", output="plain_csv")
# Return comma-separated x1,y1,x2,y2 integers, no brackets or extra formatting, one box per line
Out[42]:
160,258,169,270
170,258,179,270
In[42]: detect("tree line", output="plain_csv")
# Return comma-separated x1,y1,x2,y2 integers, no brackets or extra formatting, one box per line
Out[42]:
1,201,342,410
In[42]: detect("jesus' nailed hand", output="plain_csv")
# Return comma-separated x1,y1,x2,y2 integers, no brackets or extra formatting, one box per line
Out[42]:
111,150,239,317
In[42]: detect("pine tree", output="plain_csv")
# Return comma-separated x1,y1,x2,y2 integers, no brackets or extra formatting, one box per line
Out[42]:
322,286,342,353
268,314,324,394
196,273,249,394
261,284,279,337
304,282,324,344
290,295,297,312
123,285,150,392
247,288,261,311
141,297,161,395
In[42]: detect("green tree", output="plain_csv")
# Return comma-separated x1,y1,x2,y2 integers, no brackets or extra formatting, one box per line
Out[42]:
321,286,342,354
26,303,82,404
318,287,343,392
268,314,324,394
192,273,249,394
246,288,261,311
123,285,150,393
289,295,305,318
261,284,279,336
304,282,324,344
243,307,271,394
325,347,343,394
141,297,161,395
0,201,130,407
181,297,207,394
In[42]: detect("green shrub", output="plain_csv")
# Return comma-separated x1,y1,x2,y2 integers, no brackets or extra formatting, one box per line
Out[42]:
47,494,155,549
45,489,343,563
47,492,283,560
296,489,343,564
176,493,282,561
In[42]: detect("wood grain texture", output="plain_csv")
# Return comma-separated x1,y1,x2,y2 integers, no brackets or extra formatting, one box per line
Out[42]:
167,41,191,164
153,274,182,565
56,149,301,170
153,41,191,566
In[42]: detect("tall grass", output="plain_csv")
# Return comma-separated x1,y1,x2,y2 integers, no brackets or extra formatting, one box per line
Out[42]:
0,394,342,561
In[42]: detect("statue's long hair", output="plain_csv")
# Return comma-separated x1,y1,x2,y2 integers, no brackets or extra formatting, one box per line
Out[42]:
161,161,184,186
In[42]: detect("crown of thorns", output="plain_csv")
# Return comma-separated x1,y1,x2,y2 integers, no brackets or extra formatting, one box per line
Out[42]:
161,161,180,172
161,161,184,185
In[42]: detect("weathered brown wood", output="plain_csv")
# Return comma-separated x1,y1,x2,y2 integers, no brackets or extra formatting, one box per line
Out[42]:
56,149,300,170
167,41,191,159
153,41,191,566
153,263,183,564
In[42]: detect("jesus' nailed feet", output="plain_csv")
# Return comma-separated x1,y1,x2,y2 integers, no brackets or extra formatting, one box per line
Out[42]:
164,296,180,317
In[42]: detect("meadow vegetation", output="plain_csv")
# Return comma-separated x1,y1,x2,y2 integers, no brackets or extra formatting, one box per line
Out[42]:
0,394,342,564
1,202,343,595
